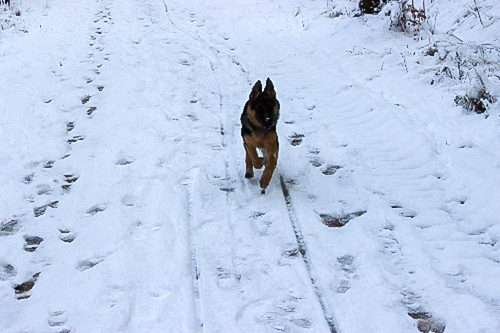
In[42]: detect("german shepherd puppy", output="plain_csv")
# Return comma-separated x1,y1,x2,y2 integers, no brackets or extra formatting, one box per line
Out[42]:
241,78,280,194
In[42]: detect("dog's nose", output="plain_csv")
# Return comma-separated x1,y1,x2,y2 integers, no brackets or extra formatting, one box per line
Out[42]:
264,118,272,128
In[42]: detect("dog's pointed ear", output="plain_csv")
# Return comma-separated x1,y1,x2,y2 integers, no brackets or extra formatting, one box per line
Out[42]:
264,78,276,98
249,80,262,101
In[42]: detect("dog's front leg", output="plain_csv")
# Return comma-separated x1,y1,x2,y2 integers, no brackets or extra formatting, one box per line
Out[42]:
245,148,254,178
259,145,278,193
245,142,263,168
244,142,262,178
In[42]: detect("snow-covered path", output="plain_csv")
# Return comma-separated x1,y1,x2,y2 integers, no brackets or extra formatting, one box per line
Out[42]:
1,0,499,332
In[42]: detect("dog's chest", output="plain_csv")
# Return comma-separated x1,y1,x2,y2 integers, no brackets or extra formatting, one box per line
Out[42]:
246,130,275,149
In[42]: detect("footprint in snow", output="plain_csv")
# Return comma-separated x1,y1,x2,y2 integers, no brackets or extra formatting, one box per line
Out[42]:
335,255,357,294
0,219,21,236
279,246,303,267
310,157,323,168
309,149,323,167
59,229,75,243
115,157,134,166
42,160,55,169
408,311,445,333
85,204,107,216
36,184,52,196
87,106,96,116
14,272,40,300
288,133,304,146
319,211,366,228
62,174,78,192
282,248,300,259
67,135,84,144
322,165,341,175
403,290,446,333
216,266,235,289
1,264,16,281
220,186,235,193
187,113,198,121
76,258,105,271
23,235,43,252
48,310,67,329
104,284,127,308
23,173,34,184
121,194,136,207
81,95,91,104
34,201,59,218
249,212,272,236
253,293,313,330
390,204,418,219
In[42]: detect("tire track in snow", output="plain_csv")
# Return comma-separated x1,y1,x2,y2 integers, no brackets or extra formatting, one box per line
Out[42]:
162,1,336,331
162,3,246,330
162,1,244,329
161,2,206,331
183,174,205,333
164,1,275,330
280,175,338,333
102,1,210,330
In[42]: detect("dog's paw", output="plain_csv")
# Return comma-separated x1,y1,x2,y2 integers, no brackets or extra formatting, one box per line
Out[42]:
260,188,266,195
245,171,254,178
259,177,270,191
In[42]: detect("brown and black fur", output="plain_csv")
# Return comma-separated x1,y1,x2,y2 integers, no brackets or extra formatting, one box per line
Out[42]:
241,78,280,194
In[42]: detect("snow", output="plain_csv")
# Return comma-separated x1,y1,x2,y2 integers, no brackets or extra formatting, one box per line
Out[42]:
1,0,499,332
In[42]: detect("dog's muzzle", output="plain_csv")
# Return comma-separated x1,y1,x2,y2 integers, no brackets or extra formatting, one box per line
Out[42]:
264,117,273,129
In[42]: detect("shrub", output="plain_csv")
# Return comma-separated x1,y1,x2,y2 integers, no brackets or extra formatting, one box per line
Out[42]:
455,88,496,114
390,1,427,35
359,0,387,14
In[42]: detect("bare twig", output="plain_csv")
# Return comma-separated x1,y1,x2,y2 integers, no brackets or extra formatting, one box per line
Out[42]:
473,0,485,27
401,52,409,73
